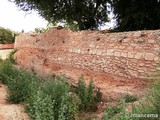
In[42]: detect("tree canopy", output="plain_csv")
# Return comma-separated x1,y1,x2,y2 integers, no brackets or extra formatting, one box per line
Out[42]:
11,0,110,30
10,0,160,31
111,0,160,31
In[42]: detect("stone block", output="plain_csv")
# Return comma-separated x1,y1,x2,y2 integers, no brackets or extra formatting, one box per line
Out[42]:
96,50,102,55
135,38,145,43
145,53,155,61
134,31,141,37
128,52,135,58
107,49,114,56
148,39,155,43
134,52,143,59
154,56,159,62
121,52,128,57
114,51,121,57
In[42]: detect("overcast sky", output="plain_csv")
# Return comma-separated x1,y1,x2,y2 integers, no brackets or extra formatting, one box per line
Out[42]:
0,0,115,32
0,0,48,32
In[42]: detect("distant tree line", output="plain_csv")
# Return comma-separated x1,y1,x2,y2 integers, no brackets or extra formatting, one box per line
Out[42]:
0,27,18,44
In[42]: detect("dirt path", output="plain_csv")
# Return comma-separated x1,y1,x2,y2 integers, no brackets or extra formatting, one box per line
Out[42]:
0,84,29,120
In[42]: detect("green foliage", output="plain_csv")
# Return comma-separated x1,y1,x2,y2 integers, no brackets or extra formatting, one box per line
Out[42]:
26,79,78,120
0,27,18,44
123,94,138,103
34,27,48,33
0,61,78,119
0,61,16,84
0,61,103,119
102,106,123,120
102,99,126,120
0,61,41,103
76,76,101,111
111,0,160,31
8,50,17,64
102,82,160,120
129,82,160,120
94,87,103,102
26,91,55,120
64,21,79,31
11,0,110,30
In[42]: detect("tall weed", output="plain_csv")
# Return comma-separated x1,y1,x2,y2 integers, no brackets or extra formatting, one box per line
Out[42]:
0,61,41,103
76,76,101,111
26,78,78,120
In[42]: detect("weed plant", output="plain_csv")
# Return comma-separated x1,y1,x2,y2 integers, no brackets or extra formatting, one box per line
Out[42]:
124,94,138,103
0,61,102,119
0,61,41,103
76,76,102,112
102,60,160,120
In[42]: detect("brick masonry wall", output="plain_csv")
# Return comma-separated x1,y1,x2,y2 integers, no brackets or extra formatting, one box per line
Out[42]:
14,29,160,79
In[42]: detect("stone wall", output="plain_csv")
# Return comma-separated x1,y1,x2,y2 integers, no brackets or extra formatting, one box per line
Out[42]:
14,29,160,79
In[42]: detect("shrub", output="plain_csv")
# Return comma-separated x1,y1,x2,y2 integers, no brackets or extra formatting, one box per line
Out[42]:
26,90,55,120
123,94,138,103
0,61,41,103
102,99,126,120
0,61,103,119
76,76,102,111
0,61,16,84
27,79,78,120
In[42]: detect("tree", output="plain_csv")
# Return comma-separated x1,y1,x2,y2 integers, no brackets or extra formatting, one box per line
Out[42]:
11,0,110,30
110,0,160,31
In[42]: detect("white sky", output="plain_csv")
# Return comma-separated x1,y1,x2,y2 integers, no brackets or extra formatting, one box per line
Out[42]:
0,0,48,32
0,0,115,32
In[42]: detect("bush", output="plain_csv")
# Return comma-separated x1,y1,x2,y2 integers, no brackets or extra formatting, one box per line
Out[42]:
76,76,102,111
0,27,18,44
26,90,55,120
0,61,102,119
27,79,78,120
0,61,17,84
0,61,78,119
0,61,41,103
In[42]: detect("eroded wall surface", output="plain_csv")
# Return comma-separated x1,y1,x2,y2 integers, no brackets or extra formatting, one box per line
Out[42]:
14,29,160,79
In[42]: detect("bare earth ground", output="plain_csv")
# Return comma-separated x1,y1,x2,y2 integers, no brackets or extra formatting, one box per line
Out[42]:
0,64,149,120
0,84,29,120
42,64,148,100
42,64,149,119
